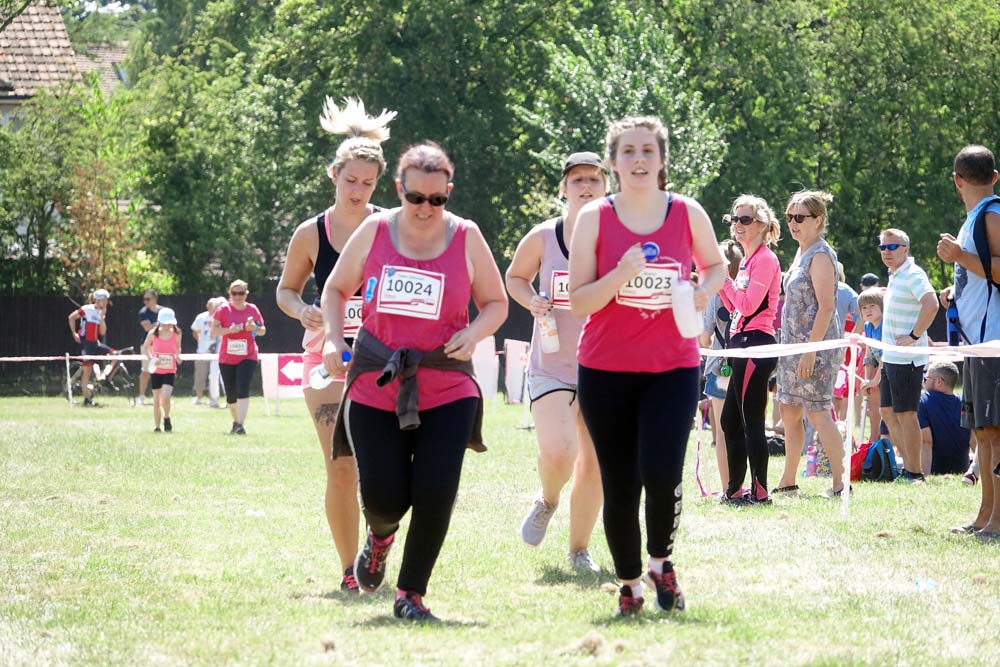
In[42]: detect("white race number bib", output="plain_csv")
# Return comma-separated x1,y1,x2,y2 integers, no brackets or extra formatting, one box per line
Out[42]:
376,266,445,320
157,354,173,370
616,262,681,310
549,270,571,310
226,338,248,356
343,296,364,336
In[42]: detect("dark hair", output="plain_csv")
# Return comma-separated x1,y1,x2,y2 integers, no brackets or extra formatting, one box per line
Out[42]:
954,145,996,186
396,141,454,182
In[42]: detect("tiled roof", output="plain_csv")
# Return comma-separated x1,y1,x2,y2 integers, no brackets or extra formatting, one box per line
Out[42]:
75,44,127,96
0,3,80,99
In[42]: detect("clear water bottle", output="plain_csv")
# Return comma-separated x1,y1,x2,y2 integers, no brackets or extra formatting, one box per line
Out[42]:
309,351,352,390
536,291,560,354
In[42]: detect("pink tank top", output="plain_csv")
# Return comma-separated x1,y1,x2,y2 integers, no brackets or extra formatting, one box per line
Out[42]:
577,195,700,373
348,214,479,412
527,217,583,384
150,330,178,374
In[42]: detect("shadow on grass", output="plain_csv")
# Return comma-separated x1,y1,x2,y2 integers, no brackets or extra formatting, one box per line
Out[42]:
292,589,392,605
351,615,488,629
590,606,736,627
534,565,616,589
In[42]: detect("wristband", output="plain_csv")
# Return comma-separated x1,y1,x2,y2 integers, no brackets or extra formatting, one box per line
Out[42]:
908,330,920,340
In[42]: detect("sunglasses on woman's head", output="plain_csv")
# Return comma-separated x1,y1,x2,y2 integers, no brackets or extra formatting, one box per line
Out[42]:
724,214,757,226
878,243,904,251
401,185,448,207
785,213,815,223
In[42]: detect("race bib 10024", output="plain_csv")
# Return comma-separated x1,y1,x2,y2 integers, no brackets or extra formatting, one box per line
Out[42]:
226,338,248,356
550,270,571,310
376,266,445,320
615,262,681,310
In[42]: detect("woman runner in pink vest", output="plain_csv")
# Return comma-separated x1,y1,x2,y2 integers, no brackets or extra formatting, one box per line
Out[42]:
320,142,507,621
569,116,725,617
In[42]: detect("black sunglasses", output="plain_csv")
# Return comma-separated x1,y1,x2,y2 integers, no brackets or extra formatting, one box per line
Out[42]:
725,214,757,226
230,290,247,296
401,185,448,207
785,213,815,223
878,243,905,251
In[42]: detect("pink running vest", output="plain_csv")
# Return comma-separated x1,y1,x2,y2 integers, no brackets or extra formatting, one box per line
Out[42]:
577,195,700,373
150,331,178,374
348,215,479,412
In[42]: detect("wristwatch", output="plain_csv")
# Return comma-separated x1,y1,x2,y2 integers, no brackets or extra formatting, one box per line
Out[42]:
908,330,920,340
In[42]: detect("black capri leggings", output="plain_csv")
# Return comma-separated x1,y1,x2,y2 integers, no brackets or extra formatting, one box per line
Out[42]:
721,330,777,499
219,359,257,403
577,364,700,581
345,396,477,596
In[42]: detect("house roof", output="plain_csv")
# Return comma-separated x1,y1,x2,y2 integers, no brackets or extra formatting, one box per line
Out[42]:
75,44,127,96
0,3,80,99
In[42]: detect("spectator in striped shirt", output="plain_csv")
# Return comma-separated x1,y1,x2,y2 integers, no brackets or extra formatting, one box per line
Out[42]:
878,228,939,481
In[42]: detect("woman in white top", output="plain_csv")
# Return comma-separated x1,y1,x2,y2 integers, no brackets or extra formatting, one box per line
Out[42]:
505,152,606,572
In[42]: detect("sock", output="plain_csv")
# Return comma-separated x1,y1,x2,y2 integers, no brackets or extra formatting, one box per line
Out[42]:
648,557,667,575
628,582,643,598
395,588,407,601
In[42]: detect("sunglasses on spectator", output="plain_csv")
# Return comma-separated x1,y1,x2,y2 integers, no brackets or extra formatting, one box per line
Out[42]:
724,214,757,226
401,185,448,207
785,213,815,223
230,290,247,296
878,243,905,251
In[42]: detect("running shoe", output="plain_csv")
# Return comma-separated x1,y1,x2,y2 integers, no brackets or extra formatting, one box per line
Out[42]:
192,397,203,405
228,422,238,435
520,497,556,546
340,567,360,594
615,585,644,617
138,395,146,406
720,489,753,506
896,470,925,484
644,567,686,613
233,424,246,435
962,472,978,485
393,591,438,621
164,417,172,433
568,549,600,573
354,530,394,593
153,426,161,433
83,397,96,407
208,399,221,408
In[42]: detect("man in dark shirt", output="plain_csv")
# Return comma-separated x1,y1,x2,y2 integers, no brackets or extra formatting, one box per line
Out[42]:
918,361,972,475
138,289,161,405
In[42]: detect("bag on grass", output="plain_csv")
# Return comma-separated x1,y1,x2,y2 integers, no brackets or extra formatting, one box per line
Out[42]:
850,441,872,482
767,434,786,456
861,437,898,482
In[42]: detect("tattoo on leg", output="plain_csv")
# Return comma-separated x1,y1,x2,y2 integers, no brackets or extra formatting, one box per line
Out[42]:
314,403,340,427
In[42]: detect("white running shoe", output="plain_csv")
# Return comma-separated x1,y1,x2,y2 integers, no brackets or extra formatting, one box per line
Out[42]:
138,395,146,406
568,549,600,573
520,497,556,546
192,397,203,405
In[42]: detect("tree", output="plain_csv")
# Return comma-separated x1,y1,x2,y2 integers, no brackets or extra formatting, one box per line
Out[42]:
0,0,33,32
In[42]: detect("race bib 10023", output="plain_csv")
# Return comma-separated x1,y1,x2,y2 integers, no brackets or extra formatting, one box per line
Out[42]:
376,266,445,320
615,262,681,310
550,270,571,310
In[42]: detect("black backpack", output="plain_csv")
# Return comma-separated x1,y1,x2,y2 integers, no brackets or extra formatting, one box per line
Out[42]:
861,437,899,482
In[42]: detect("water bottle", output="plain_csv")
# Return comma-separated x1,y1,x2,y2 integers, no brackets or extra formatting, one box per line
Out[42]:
536,291,560,354
946,300,960,346
672,280,703,338
308,350,353,390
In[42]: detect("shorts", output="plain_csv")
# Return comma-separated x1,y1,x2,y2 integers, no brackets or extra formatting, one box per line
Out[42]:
151,373,175,390
80,340,112,366
527,374,576,407
961,357,1000,429
880,362,923,413
704,372,729,399
302,337,354,389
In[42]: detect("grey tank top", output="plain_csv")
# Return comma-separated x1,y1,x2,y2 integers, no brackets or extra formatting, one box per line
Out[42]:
527,217,584,384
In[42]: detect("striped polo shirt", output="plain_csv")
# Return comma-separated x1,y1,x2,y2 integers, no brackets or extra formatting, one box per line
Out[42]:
881,257,935,366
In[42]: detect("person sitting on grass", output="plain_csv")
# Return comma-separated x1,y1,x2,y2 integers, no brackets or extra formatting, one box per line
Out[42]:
918,362,972,476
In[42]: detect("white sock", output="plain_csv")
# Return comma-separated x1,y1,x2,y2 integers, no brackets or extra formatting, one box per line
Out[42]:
648,557,668,574
629,582,644,598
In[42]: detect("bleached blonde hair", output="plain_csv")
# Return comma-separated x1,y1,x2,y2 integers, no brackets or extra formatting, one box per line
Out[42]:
320,96,397,178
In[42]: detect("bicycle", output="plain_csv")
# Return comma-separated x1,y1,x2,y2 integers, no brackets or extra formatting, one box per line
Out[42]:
65,346,138,407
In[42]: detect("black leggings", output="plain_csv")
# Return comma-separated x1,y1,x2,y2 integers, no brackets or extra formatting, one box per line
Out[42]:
577,364,699,581
345,397,477,595
220,359,256,402
722,330,777,498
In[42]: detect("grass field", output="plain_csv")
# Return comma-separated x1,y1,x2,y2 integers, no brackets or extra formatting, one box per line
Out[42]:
2,395,999,667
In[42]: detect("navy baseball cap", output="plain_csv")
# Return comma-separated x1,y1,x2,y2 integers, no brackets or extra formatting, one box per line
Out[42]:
562,152,604,176
860,273,879,288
